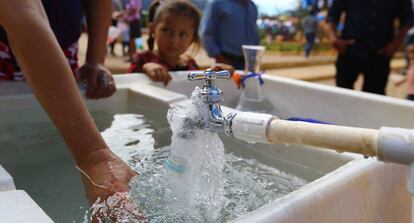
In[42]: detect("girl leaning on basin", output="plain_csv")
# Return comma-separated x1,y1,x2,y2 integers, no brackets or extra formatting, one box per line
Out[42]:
0,0,143,220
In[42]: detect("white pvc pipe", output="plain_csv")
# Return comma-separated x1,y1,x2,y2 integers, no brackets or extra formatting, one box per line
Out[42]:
231,112,275,144
409,163,414,223
231,112,414,164
378,127,414,165
267,119,378,156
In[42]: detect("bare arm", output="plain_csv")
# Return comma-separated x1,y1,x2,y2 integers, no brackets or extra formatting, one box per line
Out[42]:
325,0,354,54
0,0,136,205
84,0,111,64
325,21,338,43
77,0,116,99
325,21,354,54
379,23,411,57
385,0,414,57
0,0,105,165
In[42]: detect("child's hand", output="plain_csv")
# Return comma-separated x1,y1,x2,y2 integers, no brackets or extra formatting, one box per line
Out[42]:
143,63,172,86
211,63,235,76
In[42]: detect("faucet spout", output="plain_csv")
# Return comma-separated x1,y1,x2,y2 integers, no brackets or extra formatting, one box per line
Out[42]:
187,69,235,135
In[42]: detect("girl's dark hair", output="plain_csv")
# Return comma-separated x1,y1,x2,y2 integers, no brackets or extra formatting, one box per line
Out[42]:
147,0,201,52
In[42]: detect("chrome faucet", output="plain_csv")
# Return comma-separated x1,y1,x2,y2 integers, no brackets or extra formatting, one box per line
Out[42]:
187,69,236,135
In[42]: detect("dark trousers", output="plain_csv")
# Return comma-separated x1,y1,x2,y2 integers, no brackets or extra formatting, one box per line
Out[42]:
335,51,390,95
304,32,315,57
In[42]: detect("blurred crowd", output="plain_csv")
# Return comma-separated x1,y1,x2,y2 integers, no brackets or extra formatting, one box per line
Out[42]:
108,0,143,60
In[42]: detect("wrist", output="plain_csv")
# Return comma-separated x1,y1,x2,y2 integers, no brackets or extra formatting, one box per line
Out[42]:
83,61,104,68
76,148,115,170
85,54,105,65
80,62,110,74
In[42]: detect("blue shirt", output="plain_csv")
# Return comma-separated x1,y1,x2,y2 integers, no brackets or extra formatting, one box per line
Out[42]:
199,0,260,57
302,14,318,34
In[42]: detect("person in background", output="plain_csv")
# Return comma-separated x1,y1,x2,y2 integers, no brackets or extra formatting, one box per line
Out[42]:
107,20,121,56
301,6,319,58
111,0,130,57
0,0,141,220
0,0,116,99
401,27,414,100
326,0,413,95
125,0,142,60
128,0,234,86
109,0,123,56
199,0,260,70
119,19,131,57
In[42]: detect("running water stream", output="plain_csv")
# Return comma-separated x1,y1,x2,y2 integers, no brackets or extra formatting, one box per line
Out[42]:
85,88,306,222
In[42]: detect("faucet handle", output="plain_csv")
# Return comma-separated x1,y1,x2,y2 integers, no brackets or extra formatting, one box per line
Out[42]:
215,70,232,79
187,69,231,81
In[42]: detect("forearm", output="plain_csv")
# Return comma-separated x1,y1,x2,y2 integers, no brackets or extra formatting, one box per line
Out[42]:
84,0,112,64
0,1,108,165
326,22,338,42
394,24,411,46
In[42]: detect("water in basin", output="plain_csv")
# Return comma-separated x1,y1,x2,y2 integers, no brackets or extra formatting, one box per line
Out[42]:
0,102,170,222
0,94,306,222
89,89,306,222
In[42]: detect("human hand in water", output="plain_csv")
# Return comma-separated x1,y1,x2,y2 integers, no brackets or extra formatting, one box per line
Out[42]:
76,149,144,222
331,38,355,54
76,63,116,99
143,62,172,86
211,63,235,76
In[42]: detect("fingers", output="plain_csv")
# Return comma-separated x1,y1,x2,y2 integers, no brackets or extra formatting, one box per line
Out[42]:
92,72,116,99
163,72,172,86
79,65,116,99
148,67,171,86
78,151,144,222
86,72,115,99
90,192,146,223
86,72,99,99
332,39,355,53
106,75,117,97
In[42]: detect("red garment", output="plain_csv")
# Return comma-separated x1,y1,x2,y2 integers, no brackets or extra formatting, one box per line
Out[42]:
0,41,79,81
128,51,199,73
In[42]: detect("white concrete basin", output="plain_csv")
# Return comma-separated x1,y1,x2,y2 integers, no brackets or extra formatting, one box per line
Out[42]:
0,72,413,222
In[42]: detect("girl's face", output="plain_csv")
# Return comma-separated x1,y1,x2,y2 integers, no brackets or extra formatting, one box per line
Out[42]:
153,14,195,59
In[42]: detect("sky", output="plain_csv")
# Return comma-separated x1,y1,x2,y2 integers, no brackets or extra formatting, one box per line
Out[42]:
252,0,299,15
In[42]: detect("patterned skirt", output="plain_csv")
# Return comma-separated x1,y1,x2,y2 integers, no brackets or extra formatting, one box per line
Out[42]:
0,41,79,81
